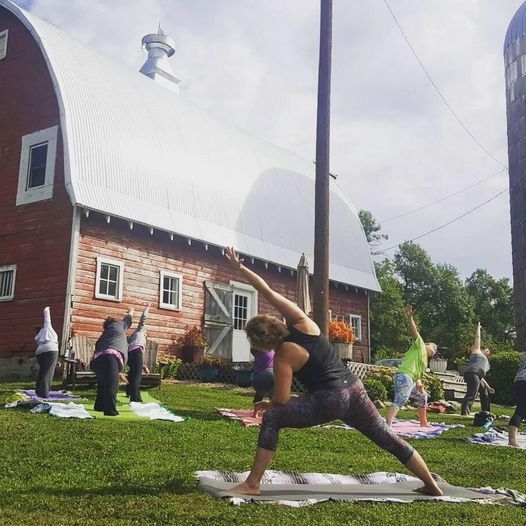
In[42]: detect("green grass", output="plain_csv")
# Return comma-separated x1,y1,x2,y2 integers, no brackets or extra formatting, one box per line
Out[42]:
0,381,525,526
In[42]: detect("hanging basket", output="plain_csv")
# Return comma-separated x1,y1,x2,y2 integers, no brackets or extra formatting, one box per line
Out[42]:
332,342,353,360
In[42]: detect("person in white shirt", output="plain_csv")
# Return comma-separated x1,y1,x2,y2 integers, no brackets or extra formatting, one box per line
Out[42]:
34,306,59,398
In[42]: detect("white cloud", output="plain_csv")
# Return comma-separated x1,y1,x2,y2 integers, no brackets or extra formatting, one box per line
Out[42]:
17,0,522,280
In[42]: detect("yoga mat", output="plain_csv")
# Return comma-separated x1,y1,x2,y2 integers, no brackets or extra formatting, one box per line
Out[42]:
197,471,518,506
85,392,183,422
217,408,262,427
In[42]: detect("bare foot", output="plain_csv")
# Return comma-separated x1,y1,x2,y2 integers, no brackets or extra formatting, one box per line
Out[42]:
229,482,260,496
420,422,429,428
414,484,443,497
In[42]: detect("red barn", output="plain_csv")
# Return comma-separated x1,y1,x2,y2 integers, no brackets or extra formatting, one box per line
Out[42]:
0,1,380,377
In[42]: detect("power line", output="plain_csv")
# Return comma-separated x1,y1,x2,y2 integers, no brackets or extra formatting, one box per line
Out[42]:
382,0,508,170
380,168,508,223
378,187,509,253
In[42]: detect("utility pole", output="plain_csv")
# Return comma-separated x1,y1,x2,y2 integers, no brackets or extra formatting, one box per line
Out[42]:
313,0,332,335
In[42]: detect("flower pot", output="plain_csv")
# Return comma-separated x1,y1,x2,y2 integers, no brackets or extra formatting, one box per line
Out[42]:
332,342,353,360
429,358,447,373
199,365,219,382
235,369,254,388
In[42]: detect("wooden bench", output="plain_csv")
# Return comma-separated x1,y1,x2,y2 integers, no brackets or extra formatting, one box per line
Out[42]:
63,334,161,390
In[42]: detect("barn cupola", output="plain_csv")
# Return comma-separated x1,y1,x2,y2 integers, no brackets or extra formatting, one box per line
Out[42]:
139,25,180,93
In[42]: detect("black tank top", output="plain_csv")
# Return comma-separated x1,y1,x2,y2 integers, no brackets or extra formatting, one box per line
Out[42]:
284,326,358,392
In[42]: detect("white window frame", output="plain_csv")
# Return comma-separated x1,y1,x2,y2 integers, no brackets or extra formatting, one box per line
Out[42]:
349,314,362,342
230,280,258,326
95,257,124,302
159,270,183,311
0,264,16,301
0,29,8,61
16,126,58,206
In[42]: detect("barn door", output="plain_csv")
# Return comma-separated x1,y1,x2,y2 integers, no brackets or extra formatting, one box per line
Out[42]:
204,281,233,358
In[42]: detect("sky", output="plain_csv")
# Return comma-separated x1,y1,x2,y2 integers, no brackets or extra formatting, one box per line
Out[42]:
13,0,524,281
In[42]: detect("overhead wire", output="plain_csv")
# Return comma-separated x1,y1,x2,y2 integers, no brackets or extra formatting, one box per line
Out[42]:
377,187,509,253
382,0,508,170
380,168,508,223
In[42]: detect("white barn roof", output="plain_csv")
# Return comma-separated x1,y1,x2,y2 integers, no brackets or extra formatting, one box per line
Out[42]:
2,0,380,292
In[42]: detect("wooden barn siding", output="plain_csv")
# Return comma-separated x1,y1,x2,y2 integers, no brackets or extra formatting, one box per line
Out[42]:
72,215,370,362
0,9,72,357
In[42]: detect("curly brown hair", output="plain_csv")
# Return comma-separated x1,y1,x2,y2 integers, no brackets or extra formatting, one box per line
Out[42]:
244,315,289,351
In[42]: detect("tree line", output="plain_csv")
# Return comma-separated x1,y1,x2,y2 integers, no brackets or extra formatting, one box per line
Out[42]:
358,210,515,364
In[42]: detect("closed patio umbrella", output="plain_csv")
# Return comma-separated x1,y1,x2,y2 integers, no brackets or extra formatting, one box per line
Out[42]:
296,253,312,315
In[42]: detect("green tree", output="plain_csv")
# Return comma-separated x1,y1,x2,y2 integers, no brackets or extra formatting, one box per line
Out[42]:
465,269,515,348
358,210,387,254
393,243,475,362
370,259,410,359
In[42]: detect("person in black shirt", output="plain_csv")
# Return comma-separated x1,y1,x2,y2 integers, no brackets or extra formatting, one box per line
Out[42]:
224,247,442,497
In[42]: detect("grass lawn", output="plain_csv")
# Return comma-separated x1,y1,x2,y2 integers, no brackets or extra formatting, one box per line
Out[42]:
0,381,525,526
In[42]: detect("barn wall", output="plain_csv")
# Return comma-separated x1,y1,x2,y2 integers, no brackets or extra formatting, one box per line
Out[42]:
72,214,370,362
0,9,72,373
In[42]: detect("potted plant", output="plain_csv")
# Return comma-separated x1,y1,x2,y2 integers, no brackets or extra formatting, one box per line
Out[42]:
172,326,208,363
429,356,448,373
156,353,182,379
329,320,355,359
197,355,226,382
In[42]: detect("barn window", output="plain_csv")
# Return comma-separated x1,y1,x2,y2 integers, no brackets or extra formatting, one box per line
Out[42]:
349,314,362,342
0,29,8,60
16,126,58,206
233,293,249,330
0,265,16,301
159,270,182,310
95,258,124,301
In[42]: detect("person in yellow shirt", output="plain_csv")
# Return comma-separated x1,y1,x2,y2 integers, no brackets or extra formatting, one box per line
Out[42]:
386,306,437,428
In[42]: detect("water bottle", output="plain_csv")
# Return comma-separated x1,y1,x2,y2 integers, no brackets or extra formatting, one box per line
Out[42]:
482,419,493,431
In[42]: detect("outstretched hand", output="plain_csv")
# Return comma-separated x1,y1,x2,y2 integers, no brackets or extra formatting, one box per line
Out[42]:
225,247,244,271
118,373,129,384
406,305,415,319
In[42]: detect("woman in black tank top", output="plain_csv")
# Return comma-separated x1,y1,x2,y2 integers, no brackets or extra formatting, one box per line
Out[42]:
224,248,442,497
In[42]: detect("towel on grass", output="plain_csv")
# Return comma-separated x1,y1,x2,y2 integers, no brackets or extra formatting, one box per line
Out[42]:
196,470,526,507
23,390,80,402
49,402,93,419
217,409,463,439
326,419,465,439
129,401,184,422
466,427,526,449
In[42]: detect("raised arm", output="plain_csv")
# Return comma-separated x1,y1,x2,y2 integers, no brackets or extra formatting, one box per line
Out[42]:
136,303,151,332
122,306,135,330
472,322,481,353
43,306,51,329
406,305,419,340
225,247,310,327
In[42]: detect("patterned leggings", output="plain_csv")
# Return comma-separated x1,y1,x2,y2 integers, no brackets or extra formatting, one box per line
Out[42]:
257,380,415,464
